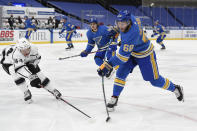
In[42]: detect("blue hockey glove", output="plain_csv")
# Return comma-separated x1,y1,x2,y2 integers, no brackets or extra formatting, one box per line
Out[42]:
34,28,37,32
80,50,89,57
97,61,113,77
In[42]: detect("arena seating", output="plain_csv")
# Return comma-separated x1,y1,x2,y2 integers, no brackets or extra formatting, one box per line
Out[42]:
0,0,44,7
169,7,197,27
1,0,197,28
0,0,7,6
48,1,189,27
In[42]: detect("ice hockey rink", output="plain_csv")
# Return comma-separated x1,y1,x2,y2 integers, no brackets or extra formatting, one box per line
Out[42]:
0,40,197,131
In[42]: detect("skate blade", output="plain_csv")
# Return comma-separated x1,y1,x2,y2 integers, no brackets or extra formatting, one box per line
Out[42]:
65,47,74,51
180,86,185,102
25,99,33,104
65,48,72,51
107,107,115,112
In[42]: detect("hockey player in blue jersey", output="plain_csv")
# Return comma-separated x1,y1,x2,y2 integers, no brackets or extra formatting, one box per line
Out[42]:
151,20,166,50
97,10,184,111
24,16,36,40
80,18,118,72
59,16,76,50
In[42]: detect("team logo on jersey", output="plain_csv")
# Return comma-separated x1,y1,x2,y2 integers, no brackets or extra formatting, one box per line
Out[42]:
93,36,102,46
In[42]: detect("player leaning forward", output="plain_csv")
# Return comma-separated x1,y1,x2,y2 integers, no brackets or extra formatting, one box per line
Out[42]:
97,10,184,111
0,38,62,103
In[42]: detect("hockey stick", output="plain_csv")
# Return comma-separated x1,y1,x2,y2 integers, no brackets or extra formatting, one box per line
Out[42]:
58,42,120,60
59,97,92,118
47,90,91,118
101,76,111,122
58,50,97,60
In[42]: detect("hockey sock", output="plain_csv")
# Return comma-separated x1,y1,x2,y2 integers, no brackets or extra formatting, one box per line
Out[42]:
113,78,126,96
150,75,175,91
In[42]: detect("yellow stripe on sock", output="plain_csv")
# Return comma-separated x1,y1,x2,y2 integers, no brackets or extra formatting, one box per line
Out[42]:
67,32,72,40
114,78,126,86
150,52,159,79
163,79,170,90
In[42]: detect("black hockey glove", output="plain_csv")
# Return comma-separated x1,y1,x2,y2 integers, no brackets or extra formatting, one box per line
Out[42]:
29,74,42,88
97,61,113,77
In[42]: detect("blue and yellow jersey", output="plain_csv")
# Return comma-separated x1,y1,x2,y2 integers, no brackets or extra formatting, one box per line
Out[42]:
24,19,36,29
109,14,154,66
60,22,76,33
85,25,117,53
154,24,166,35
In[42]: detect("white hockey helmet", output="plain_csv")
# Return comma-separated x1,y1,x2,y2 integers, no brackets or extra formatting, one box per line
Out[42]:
16,38,31,51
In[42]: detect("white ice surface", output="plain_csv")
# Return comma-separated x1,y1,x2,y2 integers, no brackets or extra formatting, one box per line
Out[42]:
0,40,197,131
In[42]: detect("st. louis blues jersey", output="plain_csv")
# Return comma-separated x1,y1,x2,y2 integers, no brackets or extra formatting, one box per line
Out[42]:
25,19,36,29
60,22,76,33
109,14,154,66
85,25,117,52
154,24,166,35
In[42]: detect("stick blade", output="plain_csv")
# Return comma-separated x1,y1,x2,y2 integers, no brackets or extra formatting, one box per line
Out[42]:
59,58,64,60
106,117,111,122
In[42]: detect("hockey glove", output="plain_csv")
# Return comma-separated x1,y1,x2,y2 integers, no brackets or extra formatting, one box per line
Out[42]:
29,74,42,88
97,61,113,77
26,63,41,74
80,50,89,57
34,28,37,32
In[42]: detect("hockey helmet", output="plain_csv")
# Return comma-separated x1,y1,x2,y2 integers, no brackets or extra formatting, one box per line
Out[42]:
16,38,31,51
89,17,98,24
116,10,131,22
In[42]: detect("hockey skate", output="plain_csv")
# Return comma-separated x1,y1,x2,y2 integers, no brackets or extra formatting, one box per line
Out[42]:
65,44,74,50
161,45,166,50
24,90,33,104
173,85,184,102
107,96,119,112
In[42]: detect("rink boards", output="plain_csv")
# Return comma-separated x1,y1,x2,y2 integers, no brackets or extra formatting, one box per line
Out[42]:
0,29,197,45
